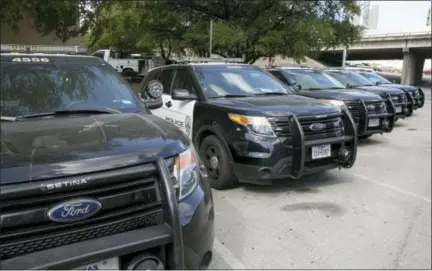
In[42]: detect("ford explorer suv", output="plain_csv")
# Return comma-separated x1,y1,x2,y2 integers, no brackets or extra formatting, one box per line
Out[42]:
267,67,396,139
350,68,425,111
325,69,410,120
0,47,214,270
140,61,358,190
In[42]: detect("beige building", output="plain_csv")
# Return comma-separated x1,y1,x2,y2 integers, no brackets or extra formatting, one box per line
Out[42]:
1,14,82,46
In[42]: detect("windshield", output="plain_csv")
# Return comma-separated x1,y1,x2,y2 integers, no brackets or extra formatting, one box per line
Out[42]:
359,72,392,84
281,69,346,90
326,71,375,87
1,60,144,118
194,66,292,98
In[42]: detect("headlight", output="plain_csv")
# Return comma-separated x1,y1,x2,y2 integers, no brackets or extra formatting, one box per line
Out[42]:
414,89,419,96
319,99,346,109
228,113,276,137
173,146,200,201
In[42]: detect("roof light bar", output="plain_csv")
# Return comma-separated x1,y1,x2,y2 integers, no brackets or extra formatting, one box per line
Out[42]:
1,44,88,54
173,57,244,64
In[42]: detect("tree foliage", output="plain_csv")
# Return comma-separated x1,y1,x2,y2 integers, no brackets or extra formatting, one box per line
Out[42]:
1,0,364,63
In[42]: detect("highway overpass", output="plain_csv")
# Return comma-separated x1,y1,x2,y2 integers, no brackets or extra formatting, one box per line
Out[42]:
318,31,432,85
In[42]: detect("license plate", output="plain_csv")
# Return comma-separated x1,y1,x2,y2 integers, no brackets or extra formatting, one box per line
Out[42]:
75,257,119,270
395,106,402,113
311,144,331,159
368,118,380,127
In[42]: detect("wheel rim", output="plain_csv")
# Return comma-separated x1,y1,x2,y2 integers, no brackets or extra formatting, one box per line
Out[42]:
205,146,221,179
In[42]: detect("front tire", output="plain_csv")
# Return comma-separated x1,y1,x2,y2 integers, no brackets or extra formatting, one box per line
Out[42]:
199,135,237,190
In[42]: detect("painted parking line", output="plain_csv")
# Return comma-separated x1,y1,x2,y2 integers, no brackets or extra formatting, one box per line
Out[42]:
213,238,247,269
340,171,431,204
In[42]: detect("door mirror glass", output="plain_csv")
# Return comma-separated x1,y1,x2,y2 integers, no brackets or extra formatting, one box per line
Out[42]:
172,89,196,100
292,83,302,92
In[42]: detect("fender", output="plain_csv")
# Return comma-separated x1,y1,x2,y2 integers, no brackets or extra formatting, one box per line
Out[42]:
194,123,235,162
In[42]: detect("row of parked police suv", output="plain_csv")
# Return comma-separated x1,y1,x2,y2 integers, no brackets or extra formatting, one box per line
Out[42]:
0,44,425,270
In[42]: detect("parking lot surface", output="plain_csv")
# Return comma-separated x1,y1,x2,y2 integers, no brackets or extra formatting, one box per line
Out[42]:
209,87,431,269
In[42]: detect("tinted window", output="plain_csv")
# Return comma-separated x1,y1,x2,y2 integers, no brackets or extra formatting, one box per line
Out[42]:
172,69,197,95
1,61,144,117
327,71,375,87
194,66,292,98
281,69,345,90
159,69,175,94
359,72,391,84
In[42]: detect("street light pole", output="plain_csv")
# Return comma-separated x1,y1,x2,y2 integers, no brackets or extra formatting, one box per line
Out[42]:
209,20,213,57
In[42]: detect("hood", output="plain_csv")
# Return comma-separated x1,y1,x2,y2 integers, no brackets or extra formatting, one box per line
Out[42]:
299,88,383,102
379,83,417,93
206,94,340,116
355,86,405,96
1,113,189,184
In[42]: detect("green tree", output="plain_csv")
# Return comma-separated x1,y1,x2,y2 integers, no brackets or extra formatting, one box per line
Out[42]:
176,0,363,63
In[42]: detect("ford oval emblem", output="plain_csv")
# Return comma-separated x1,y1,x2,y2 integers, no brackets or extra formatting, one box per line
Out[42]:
310,123,327,132
47,198,102,223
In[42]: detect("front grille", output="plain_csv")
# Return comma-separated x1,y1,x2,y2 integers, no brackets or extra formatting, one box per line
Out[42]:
364,101,386,114
298,115,344,141
344,101,361,119
0,164,166,260
391,93,407,105
268,115,344,141
267,116,292,137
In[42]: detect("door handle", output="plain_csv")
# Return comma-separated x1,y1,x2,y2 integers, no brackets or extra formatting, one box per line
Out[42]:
165,101,172,108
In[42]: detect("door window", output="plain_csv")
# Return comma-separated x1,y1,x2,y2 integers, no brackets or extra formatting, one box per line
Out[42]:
171,69,196,95
270,71,288,84
159,69,175,95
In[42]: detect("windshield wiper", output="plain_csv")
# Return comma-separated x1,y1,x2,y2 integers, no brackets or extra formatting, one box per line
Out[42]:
15,108,121,120
211,94,253,98
253,92,287,96
303,88,323,90
327,87,345,89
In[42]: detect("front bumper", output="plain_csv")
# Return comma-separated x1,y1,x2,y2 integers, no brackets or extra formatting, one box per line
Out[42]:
0,158,215,270
355,100,395,136
230,111,357,184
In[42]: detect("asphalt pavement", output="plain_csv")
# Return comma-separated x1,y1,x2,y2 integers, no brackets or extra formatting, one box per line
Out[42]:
209,87,431,269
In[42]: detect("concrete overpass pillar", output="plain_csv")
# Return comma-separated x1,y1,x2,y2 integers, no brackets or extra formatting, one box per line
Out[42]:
401,48,425,85
402,48,415,85
414,57,425,84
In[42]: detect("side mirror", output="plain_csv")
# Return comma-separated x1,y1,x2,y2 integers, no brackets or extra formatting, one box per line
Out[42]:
375,81,380,86
346,83,352,88
141,80,164,110
172,89,196,101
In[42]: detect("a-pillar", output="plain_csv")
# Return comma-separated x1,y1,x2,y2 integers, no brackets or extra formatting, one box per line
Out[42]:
401,48,425,85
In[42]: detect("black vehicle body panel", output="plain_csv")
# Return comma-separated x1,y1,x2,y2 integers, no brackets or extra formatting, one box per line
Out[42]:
353,85,410,118
378,83,425,109
266,69,395,136
0,54,214,270
143,64,358,185
192,96,357,184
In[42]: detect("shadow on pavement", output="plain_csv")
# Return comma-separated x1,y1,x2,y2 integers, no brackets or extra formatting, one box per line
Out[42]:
357,137,384,147
240,171,349,195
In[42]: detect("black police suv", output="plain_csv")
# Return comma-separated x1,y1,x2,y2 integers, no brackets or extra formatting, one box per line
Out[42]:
325,69,411,120
267,67,396,139
141,62,357,190
0,52,214,270
353,69,425,110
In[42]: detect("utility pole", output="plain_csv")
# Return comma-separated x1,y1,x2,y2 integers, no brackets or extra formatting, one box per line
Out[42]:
209,20,213,57
342,47,348,68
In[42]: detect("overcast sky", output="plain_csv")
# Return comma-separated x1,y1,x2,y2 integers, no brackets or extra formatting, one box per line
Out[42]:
368,1,431,33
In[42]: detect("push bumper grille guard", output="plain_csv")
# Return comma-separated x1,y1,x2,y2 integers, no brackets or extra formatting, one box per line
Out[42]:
358,100,395,134
404,92,415,116
0,158,184,270
418,88,425,108
386,93,406,119
287,110,357,178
